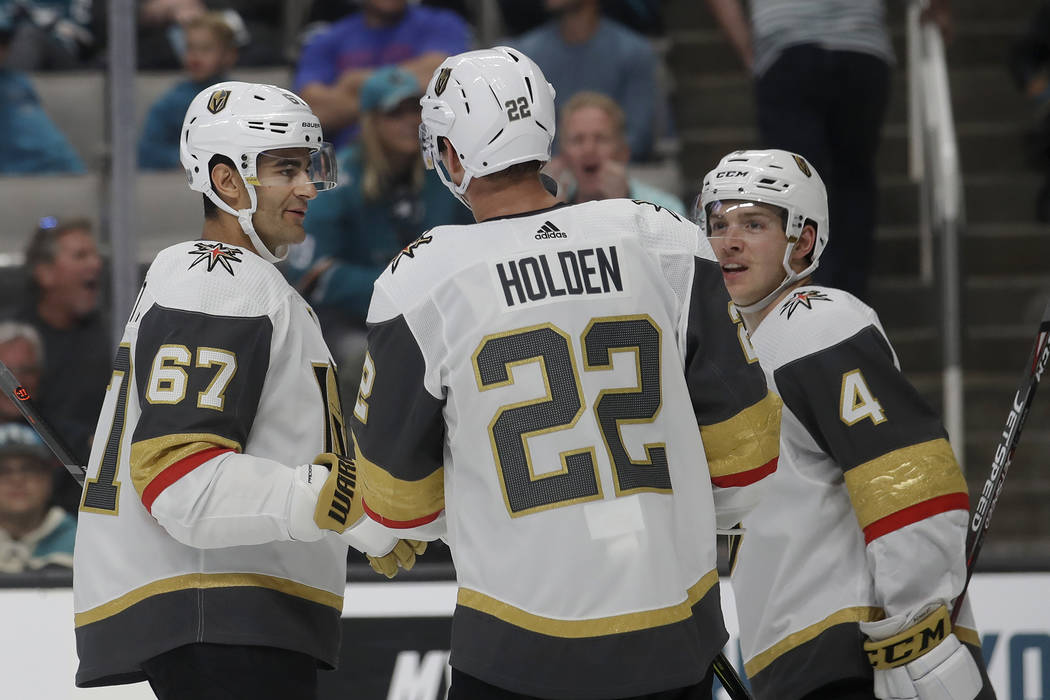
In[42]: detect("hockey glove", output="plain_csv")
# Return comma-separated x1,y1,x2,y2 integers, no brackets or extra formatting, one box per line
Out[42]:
311,452,365,533
368,539,428,579
863,606,982,700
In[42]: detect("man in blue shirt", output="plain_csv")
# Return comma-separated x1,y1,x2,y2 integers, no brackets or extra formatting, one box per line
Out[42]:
509,0,662,161
294,0,470,148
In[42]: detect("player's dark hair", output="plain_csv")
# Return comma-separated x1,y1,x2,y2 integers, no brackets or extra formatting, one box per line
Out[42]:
481,160,545,184
203,154,238,219
803,217,818,265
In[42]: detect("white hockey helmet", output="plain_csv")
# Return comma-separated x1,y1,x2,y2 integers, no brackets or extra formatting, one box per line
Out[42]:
180,81,338,263
696,149,829,313
419,46,556,208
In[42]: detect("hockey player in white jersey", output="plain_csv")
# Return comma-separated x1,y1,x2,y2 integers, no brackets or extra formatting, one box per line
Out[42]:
697,149,994,700
72,82,418,699
327,47,784,699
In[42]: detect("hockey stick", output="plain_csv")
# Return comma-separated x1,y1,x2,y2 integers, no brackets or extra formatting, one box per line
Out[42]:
713,649,753,700
0,358,86,486
951,298,1050,624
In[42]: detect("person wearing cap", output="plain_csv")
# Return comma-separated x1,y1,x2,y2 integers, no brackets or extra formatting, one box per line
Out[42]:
284,65,472,394
0,423,76,574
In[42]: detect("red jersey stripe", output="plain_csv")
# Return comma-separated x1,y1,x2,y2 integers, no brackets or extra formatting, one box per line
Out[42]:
142,447,234,513
711,457,778,488
362,499,441,529
863,492,970,544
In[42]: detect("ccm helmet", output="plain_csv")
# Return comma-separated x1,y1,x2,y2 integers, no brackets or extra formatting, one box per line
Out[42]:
180,81,337,262
419,46,556,208
696,149,829,313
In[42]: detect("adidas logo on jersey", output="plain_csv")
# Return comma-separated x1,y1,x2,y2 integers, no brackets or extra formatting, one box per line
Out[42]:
535,221,567,239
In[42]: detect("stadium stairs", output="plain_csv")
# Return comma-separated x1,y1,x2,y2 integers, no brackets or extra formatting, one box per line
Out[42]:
667,0,1050,563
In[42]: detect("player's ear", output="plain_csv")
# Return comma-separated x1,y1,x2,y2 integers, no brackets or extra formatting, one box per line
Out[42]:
210,160,246,208
440,137,464,182
791,223,817,264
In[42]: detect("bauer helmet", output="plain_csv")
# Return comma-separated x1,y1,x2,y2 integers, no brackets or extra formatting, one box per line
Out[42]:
180,81,338,263
695,149,829,313
419,46,556,208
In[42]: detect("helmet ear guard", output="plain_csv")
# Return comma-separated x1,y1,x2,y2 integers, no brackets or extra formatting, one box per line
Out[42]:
697,149,830,313
180,81,337,262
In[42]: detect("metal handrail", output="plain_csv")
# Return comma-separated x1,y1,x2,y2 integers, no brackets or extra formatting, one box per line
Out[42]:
906,0,966,468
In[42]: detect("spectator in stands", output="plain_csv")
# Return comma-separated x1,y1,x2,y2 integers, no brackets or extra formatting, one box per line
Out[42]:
498,0,664,37
284,66,471,392
0,321,81,516
0,23,86,174
0,321,42,428
138,11,237,170
704,0,952,302
0,422,76,574
0,0,95,70
548,91,685,213
508,0,662,161
1009,0,1050,222
14,218,109,470
293,0,470,148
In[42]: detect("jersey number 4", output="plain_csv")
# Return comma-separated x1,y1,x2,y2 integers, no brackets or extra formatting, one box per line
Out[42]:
473,315,671,517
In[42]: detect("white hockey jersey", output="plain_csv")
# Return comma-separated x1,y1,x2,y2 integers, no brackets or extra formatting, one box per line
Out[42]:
732,286,989,699
349,199,782,698
73,241,348,687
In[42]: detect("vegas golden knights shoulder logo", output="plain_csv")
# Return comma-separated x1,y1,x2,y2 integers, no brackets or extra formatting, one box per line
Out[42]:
207,89,231,114
792,154,812,178
434,68,451,96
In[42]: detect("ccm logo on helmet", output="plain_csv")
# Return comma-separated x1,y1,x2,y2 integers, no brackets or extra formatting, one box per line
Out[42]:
716,170,748,178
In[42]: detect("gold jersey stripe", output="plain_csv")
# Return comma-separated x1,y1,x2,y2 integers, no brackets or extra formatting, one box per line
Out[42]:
844,438,968,530
701,391,781,479
457,569,719,638
354,438,445,524
745,606,884,678
955,625,980,648
75,572,343,627
130,433,241,498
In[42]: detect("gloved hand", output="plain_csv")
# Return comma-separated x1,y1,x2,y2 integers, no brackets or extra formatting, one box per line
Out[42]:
310,453,364,533
368,540,428,579
287,453,370,543
863,607,982,700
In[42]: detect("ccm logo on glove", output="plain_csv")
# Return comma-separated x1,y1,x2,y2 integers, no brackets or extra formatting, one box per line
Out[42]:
865,606,951,669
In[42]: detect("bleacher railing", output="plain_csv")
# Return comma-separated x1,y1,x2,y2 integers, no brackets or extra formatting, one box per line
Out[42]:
907,0,965,467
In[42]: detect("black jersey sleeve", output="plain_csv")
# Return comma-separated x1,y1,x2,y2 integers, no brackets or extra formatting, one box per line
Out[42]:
684,257,781,487
773,325,969,542
351,312,446,528
129,304,272,508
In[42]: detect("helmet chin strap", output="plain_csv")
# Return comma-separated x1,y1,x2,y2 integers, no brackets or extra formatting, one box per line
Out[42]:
734,239,819,315
205,184,288,264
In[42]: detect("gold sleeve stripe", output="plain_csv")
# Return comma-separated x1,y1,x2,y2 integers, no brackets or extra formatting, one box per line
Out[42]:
355,445,445,526
701,390,781,481
458,569,719,638
131,434,241,504
745,606,885,678
75,572,343,627
843,438,969,542
955,625,980,648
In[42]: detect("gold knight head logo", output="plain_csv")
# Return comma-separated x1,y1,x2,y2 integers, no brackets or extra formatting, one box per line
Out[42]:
207,89,231,114
434,68,452,97
792,154,812,178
